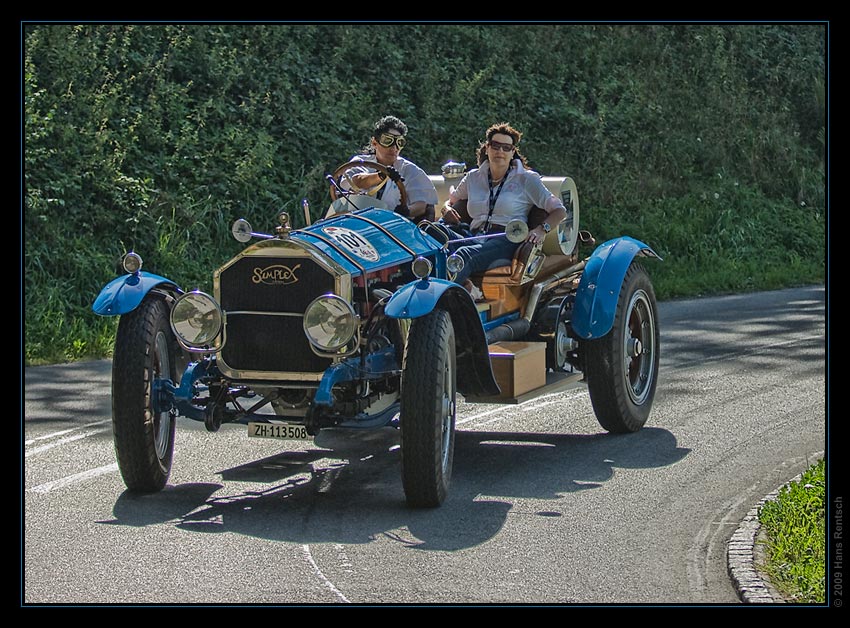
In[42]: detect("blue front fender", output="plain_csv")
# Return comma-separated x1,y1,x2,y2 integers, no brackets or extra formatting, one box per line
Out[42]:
572,237,662,339
92,271,182,316
384,277,463,319
384,277,500,397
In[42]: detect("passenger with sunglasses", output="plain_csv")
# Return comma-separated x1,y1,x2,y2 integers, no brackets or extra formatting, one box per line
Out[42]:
440,122,568,296
342,115,438,222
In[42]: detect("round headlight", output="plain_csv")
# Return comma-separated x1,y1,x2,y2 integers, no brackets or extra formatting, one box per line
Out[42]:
441,160,466,179
122,252,143,274
303,295,358,351
231,218,253,243
411,256,433,279
446,253,465,276
170,291,223,347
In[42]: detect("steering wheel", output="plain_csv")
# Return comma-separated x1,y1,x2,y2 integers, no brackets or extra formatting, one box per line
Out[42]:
329,159,409,209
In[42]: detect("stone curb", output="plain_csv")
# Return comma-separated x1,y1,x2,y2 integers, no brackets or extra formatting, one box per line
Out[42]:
727,456,823,604
727,487,784,603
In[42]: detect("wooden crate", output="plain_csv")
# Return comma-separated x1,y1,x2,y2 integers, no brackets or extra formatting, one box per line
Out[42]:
488,341,546,398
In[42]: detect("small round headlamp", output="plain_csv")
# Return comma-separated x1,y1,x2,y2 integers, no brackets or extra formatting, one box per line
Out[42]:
122,252,143,274
231,218,253,243
170,291,223,347
411,256,433,279
303,295,358,352
441,161,466,179
446,254,465,276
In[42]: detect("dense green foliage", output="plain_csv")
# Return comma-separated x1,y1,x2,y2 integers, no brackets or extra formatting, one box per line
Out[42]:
23,23,826,364
759,459,825,603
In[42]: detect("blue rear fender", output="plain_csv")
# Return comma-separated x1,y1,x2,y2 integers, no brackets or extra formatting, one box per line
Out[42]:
571,237,662,340
385,277,500,398
92,271,182,316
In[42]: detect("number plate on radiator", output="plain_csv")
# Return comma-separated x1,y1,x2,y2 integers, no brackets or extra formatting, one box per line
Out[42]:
247,422,310,440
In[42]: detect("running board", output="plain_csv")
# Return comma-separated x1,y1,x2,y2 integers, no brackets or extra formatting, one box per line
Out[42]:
463,371,585,405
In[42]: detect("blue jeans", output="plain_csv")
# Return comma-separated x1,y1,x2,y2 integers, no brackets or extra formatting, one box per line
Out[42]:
443,226,519,285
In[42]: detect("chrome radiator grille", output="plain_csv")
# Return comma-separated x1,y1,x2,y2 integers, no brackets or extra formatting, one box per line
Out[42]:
217,255,336,375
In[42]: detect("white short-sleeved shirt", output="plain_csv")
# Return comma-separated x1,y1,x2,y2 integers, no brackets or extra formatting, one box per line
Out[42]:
449,160,564,231
343,155,438,210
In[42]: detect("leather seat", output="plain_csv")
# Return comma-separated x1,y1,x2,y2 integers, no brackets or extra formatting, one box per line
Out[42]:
434,174,583,302
440,201,575,287
478,207,550,285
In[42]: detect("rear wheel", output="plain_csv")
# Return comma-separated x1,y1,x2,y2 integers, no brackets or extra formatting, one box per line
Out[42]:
548,305,573,371
112,297,178,492
400,310,457,507
584,264,659,433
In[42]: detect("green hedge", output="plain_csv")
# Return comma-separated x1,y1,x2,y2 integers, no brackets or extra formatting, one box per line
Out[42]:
23,23,826,364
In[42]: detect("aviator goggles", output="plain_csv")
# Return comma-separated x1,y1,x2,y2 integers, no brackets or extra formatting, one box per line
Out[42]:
377,133,407,149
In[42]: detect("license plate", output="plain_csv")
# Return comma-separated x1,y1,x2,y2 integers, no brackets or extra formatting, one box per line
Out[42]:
247,422,310,440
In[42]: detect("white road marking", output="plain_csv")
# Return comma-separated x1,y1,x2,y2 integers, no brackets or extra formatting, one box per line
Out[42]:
25,421,111,457
301,544,351,603
25,429,110,457
28,463,119,494
25,420,110,445
456,406,505,426
459,390,588,427
25,427,81,445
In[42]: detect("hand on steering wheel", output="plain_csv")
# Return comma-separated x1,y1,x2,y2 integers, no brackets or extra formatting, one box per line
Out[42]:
385,166,404,183
329,159,409,208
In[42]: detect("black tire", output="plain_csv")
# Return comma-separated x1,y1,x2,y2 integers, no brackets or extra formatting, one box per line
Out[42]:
584,263,660,433
400,310,457,507
112,297,178,492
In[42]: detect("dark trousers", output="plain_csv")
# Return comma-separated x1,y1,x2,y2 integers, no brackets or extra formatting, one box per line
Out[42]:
442,225,519,285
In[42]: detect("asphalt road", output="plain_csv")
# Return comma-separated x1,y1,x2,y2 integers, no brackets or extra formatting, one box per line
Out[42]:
22,286,826,605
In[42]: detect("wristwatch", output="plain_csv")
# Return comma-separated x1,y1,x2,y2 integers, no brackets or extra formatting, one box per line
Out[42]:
541,222,551,233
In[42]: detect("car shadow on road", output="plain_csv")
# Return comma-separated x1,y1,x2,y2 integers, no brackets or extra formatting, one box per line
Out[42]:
105,426,689,552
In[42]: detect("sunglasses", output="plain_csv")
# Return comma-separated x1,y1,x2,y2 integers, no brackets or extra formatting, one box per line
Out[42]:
377,133,407,149
488,140,515,152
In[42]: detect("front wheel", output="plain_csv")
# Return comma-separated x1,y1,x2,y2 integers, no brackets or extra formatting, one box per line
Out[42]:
111,297,178,492
584,263,659,433
400,310,457,508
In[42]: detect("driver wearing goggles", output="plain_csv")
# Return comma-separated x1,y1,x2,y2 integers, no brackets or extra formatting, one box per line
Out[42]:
342,115,438,222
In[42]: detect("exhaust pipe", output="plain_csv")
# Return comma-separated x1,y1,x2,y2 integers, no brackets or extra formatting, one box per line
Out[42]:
486,318,531,344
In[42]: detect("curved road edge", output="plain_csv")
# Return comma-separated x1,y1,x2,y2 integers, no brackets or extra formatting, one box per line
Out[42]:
727,451,825,604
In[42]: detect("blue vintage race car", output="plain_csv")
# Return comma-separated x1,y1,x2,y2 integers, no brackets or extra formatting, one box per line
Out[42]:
93,159,661,507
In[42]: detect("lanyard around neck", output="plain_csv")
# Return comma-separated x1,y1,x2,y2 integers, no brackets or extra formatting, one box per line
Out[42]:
483,165,509,232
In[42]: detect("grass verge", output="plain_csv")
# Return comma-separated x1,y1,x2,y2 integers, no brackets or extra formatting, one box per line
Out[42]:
758,458,826,603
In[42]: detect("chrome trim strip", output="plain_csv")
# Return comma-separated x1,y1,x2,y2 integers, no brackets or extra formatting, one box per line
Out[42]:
226,310,303,318
215,363,326,382
340,213,417,257
298,230,367,277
